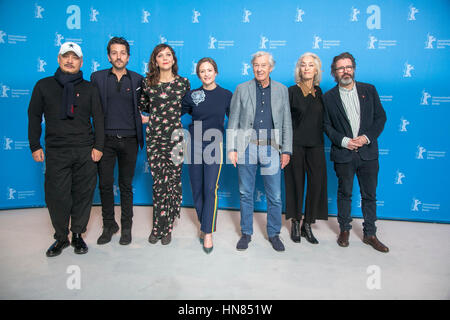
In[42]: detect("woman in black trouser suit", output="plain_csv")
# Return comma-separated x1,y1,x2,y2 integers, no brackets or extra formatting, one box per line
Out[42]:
284,52,328,244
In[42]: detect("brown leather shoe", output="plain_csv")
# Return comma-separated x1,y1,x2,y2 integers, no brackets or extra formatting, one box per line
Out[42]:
337,230,350,247
363,235,389,253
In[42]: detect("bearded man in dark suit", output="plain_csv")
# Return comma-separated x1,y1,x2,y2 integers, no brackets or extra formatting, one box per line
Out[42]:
323,52,389,253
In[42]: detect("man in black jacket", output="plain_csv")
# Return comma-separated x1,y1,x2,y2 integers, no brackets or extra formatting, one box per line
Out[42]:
323,52,389,253
90,37,144,245
28,42,104,257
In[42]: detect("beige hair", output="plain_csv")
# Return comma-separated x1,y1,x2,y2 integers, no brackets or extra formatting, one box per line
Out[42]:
251,51,275,68
294,52,322,86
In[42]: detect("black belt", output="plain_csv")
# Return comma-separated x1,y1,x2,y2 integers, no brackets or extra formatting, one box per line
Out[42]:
106,134,136,139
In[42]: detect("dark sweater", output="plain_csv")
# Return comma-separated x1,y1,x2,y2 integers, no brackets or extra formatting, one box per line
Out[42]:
181,85,232,142
288,84,324,147
104,70,136,136
28,76,104,152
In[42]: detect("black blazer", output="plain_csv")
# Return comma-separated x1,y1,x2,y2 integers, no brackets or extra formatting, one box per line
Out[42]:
90,69,144,149
323,81,387,163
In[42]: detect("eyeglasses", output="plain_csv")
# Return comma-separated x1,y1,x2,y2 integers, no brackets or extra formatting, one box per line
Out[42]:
335,65,354,72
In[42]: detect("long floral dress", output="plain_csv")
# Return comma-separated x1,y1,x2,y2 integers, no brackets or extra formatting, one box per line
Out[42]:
139,75,190,238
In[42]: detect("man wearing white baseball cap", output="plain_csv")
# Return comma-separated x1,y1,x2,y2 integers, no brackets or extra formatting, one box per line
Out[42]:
28,41,105,257
58,41,83,58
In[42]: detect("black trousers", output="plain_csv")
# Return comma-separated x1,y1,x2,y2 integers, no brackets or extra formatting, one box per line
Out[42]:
45,146,97,241
334,152,379,236
98,135,138,230
284,145,328,224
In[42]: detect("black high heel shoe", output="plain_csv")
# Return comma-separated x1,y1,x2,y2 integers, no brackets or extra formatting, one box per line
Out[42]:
148,232,159,244
161,233,172,245
202,233,213,254
203,245,213,254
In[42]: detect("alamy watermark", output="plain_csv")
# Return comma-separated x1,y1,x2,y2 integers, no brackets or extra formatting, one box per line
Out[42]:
169,122,281,175
366,265,381,290
66,265,81,290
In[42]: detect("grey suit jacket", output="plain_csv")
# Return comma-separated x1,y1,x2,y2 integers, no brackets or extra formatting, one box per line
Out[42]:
226,79,292,155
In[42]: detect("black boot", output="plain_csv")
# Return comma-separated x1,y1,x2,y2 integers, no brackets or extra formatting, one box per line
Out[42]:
290,219,301,243
119,228,132,245
97,224,119,245
301,222,319,244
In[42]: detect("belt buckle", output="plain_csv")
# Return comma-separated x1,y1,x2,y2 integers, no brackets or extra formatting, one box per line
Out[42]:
251,139,268,146
252,139,264,146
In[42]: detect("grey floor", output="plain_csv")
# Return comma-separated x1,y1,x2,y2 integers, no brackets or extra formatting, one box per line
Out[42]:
0,206,449,300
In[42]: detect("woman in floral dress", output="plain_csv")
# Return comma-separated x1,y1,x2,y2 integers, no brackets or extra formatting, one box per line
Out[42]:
139,44,190,245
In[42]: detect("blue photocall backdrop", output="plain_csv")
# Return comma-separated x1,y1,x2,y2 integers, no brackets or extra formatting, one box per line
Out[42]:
0,0,449,223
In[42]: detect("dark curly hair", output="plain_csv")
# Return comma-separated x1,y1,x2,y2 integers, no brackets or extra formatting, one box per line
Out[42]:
146,44,178,86
107,37,130,56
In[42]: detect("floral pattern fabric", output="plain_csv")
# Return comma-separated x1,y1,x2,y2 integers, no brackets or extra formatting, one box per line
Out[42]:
139,75,190,237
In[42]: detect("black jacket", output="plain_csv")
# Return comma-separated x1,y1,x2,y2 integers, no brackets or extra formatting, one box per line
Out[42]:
90,69,144,149
323,81,387,163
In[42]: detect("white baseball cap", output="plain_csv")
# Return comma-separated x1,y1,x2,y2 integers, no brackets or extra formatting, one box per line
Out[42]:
59,42,83,57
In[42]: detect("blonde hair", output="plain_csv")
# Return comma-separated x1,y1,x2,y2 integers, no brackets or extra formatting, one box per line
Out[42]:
294,52,322,86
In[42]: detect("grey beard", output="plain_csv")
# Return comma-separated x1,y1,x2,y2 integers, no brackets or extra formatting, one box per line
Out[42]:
339,76,353,86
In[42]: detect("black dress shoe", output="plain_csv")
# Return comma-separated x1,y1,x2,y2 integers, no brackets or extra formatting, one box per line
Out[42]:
290,219,301,243
119,229,132,245
301,222,319,244
97,224,119,245
236,234,251,251
46,239,70,257
72,233,88,254
269,235,285,252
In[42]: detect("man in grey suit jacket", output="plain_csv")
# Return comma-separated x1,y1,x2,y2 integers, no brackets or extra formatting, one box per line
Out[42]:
227,51,292,252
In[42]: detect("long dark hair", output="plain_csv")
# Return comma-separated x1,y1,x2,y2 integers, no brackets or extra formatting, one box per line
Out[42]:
146,44,178,86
